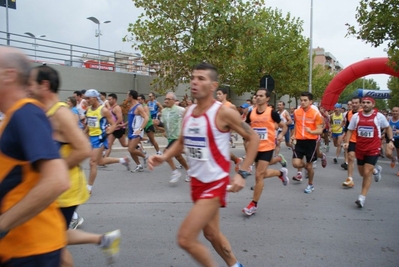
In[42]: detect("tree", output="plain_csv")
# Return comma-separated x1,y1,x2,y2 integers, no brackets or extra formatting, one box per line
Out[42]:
312,65,335,100
388,76,399,108
125,1,309,95
346,0,399,70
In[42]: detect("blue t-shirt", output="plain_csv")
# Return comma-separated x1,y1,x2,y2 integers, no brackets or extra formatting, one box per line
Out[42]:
0,103,60,166
147,100,158,116
389,119,399,139
71,106,83,129
0,103,60,201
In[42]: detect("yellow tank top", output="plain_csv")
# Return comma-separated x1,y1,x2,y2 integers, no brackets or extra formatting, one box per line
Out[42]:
46,102,90,207
331,113,343,133
86,105,105,136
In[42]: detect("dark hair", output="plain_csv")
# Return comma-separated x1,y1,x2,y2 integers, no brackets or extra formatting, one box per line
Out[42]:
108,93,117,100
74,90,82,97
67,96,77,107
100,92,107,97
149,92,156,98
129,90,138,100
352,96,361,102
32,65,60,93
139,94,145,100
193,62,218,81
217,87,228,95
257,88,271,98
80,89,86,94
300,91,313,100
278,101,286,106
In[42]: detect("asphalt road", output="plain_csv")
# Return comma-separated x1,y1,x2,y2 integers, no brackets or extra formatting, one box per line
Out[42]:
69,142,399,267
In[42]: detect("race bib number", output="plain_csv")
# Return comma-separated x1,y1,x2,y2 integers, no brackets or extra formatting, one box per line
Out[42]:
87,116,97,127
357,126,374,138
253,127,267,140
184,136,208,160
333,119,341,125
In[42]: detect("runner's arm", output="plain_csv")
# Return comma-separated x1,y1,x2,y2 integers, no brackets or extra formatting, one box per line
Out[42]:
56,107,91,168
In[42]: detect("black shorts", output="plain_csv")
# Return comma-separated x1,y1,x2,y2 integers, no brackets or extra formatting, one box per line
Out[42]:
357,155,379,166
60,206,78,229
112,128,126,139
144,125,155,133
255,150,274,162
2,249,62,267
166,139,177,149
293,140,317,162
348,141,356,153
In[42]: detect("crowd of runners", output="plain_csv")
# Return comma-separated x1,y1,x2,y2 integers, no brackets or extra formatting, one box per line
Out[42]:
0,47,397,267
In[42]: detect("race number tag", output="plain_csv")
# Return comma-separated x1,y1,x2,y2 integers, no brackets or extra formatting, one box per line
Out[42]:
333,119,341,125
357,126,374,138
253,127,267,140
184,136,208,160
87,116,98,127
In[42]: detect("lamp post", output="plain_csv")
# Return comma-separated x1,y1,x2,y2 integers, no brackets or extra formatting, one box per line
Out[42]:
87,17,111,70
308,0,314,93
24,32,46,61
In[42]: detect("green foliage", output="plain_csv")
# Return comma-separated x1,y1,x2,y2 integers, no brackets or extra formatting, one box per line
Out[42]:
311,65,334,100
346,0,399,70
388,76,399,108
125,0,309,95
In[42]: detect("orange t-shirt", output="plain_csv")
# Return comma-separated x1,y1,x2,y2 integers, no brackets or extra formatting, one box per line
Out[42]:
249,106,276,151
0,99,66,261
294,106,323,140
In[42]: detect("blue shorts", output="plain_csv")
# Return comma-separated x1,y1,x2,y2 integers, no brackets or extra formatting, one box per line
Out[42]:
2,249,61,267
89,135,108,149
331,132,343,138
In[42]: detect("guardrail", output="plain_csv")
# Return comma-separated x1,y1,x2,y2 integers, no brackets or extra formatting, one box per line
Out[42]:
0,31,156,75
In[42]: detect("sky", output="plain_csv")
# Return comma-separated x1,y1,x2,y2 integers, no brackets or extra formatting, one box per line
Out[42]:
0,0,390,89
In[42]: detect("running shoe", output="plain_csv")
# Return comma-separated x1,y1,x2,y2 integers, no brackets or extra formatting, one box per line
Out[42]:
333,158,337,164
374,165,382,182
242,201,257,216
100,229,121,265
313,161,317,169
391,156,397,168
176,163,183,169
69,214,84,230
321,153,327,168
355,195,365,208
278,154,287,167
132,165,144,173
292,172,303,182
342,177,354,188
122,156,130,171
156,151,163,155
169,170,181,183
304,184,314,194
185,174,191,182
341,162,348,170
279,167,289,186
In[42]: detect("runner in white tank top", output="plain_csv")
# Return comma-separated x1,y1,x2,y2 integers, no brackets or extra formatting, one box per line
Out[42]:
183,101,230,182
148,63,259,267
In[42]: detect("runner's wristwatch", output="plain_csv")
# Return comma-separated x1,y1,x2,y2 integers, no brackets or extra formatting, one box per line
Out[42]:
237,170,250,179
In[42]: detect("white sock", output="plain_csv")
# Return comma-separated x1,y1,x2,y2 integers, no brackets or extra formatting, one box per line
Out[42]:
172,169,179,174
230,263,241,267
119,158,125,163
72,212,78,220
373,168,378,174
137,164,142,167
359,195,366,200
87,185,92,192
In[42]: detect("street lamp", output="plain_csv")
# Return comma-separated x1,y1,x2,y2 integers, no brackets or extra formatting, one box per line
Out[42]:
308,0,314,93
87,17,111,70
24,32,46,61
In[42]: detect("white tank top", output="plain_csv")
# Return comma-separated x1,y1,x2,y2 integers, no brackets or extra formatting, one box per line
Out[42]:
183,101,230,183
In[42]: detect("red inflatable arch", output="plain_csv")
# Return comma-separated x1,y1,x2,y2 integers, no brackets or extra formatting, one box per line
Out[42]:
321,57,399,110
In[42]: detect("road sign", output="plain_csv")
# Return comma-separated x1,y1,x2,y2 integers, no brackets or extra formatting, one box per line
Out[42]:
259,75,275,91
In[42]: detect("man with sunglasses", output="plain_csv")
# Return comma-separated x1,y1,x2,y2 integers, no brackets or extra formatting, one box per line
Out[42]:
343,96,393,208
